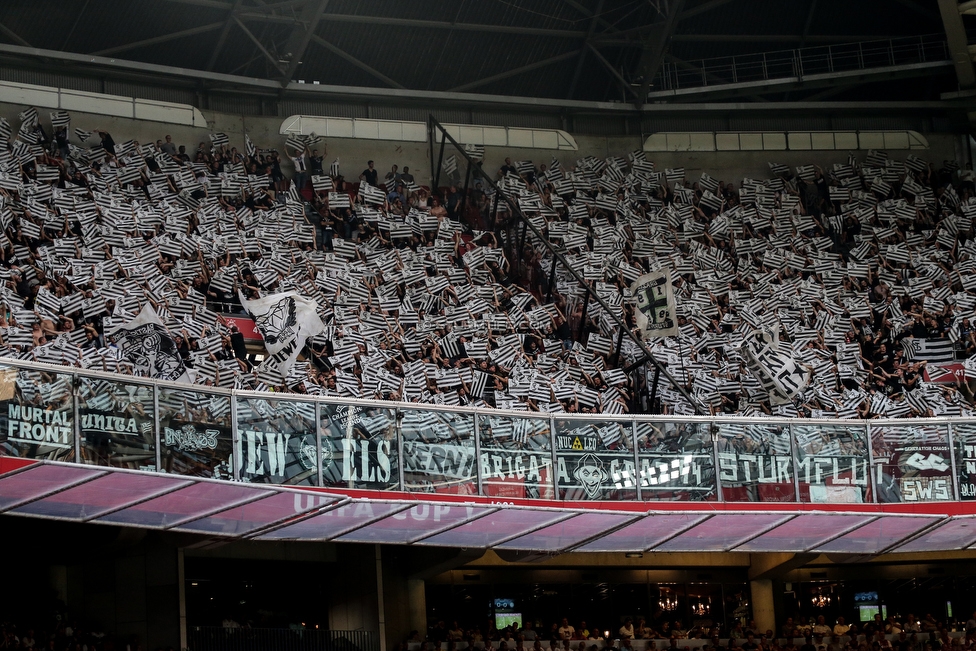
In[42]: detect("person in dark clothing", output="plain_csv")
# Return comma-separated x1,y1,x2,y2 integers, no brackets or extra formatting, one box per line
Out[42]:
97,130,116,159
360,160,378,186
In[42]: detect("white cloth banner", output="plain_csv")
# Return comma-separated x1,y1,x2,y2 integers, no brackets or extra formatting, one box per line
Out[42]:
239,290,325,377
631,270,678,339
107,303,191,383
741,329,810,406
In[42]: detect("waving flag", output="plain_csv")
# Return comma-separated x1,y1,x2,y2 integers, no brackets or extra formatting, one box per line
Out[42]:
107,304,191,383
239,290,325,377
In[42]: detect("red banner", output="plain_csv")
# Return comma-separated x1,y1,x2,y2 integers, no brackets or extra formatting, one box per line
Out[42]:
923,362,965,384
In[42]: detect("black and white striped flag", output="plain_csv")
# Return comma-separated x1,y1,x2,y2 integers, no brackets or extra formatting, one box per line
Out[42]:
463,144,485,161
328,192,350,208
209,132,229,147
244,133,256,158
330,158,340,177
19,107,38,128
50,111,70,129
359,182,385,205
75,128,93,142
443,155,458,177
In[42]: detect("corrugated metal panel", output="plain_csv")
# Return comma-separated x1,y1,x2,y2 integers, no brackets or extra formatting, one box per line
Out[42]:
471,111,561,129
0,66,101,94
278,100,367,119
727,116,833,131
369,105,432,122
573,115,628,136
642,116,729,132
208,95,265,116
104,80,196,106
830,116,921,130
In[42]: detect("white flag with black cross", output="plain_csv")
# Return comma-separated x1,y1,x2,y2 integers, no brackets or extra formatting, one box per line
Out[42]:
631,269,678,339
107,303,192,383
238,289,326,377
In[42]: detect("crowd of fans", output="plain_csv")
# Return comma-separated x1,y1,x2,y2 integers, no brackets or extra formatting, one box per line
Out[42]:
0,620,128,651
3,106,976,420
409,612,976,651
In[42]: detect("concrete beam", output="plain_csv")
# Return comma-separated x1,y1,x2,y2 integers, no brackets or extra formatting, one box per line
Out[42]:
938,0,976,88
749,553,817,581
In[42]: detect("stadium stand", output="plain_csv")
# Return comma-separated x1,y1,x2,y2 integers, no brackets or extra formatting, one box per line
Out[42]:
0,107,974,421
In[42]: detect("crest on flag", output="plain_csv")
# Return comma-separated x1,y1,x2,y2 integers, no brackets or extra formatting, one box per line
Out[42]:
741,329,811,406
239,290,325,377
631,270,678,339
107,304,190,383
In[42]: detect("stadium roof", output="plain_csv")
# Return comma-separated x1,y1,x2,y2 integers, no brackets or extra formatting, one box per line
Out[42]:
0,0,969,109
3,459,976,556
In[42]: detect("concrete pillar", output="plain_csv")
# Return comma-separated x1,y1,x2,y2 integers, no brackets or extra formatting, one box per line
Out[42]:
750,579,776,635
407,579,427,638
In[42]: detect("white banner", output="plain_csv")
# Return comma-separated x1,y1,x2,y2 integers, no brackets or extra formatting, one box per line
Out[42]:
741,328,810,406
239,290,325,377
107,304,191,383
631,270,678,339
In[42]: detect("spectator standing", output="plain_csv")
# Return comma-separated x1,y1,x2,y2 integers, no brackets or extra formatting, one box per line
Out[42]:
360,160,378,186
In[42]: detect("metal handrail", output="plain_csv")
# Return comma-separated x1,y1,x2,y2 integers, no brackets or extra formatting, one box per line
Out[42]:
655,33,949,91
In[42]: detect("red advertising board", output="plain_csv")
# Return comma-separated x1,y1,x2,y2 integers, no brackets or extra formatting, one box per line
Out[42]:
224,317,262,342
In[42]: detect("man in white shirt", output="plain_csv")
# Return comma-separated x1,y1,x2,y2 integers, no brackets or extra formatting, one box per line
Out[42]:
620,619,635,639
288,144,309,193
833,617,850,637
558,619,576,640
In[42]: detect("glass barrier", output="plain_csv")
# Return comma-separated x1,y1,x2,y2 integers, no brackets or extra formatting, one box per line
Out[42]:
478,413,554,500
400,407,477,495
78,377,156,470
13,357,976,505
871,423,953,503
0,365,74,462
715,422,795,502
635,421,717,501
793,423,871,503
235,397,317,486
953,423,976,500
158,388,234,480
318,404,399,491
554,418,637,500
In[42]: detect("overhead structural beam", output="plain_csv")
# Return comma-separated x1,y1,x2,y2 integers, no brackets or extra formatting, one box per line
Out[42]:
567,0,605,99
160,0,233,9
586,43,639,98
0,43,963,114
310,34,404,89
92,23,224,56
672,33,917,42
239,11,592,39
645,59,954,101
634,0,686,106
449,50,579,92
561,0,619,35
892,0,943,21
207,0,246,71
0,21,31,48
678,0,737,20
278,0,330,84
232,15,287,75
938,0,976,89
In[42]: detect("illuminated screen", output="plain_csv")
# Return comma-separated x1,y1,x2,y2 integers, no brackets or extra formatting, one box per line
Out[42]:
858,605,887,622
496,613,522,629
